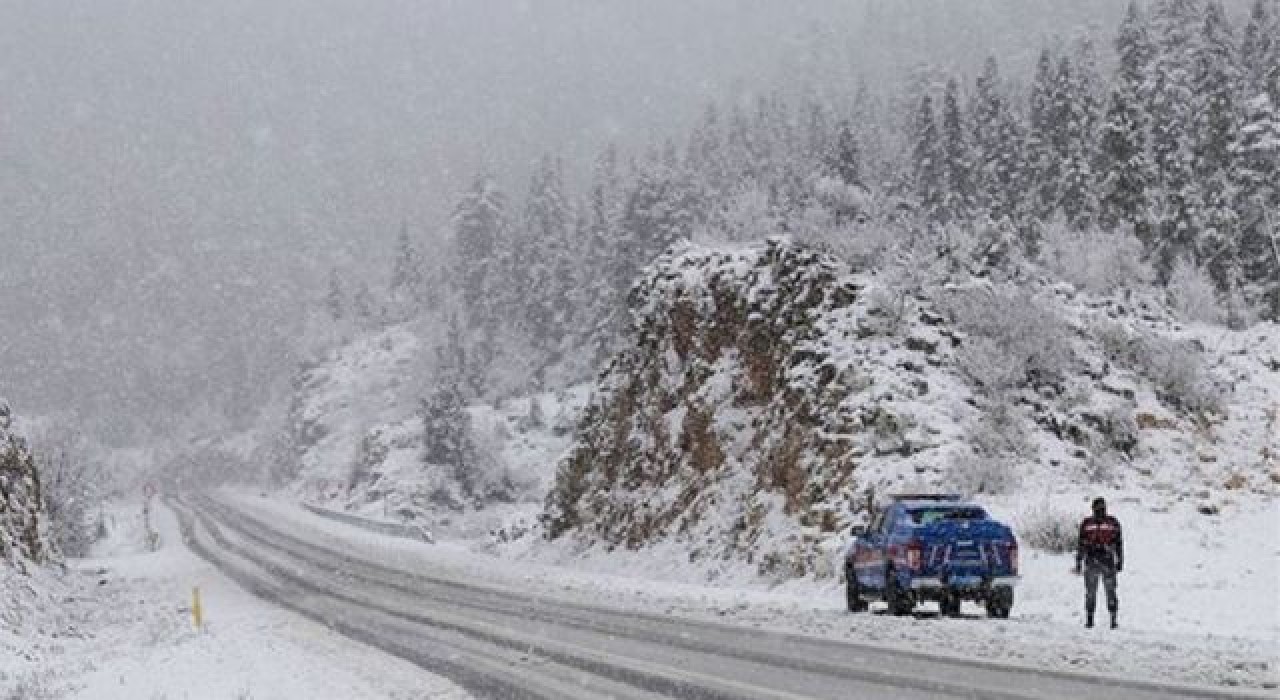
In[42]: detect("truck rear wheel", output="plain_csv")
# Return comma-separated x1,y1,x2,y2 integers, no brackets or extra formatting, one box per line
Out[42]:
885,570,913,616
940,594,962,617
985,586,1013,619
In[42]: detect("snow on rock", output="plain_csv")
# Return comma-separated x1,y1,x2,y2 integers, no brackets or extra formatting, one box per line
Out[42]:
545,238,975,577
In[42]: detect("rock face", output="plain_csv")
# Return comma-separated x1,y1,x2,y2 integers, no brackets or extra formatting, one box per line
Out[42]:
0,400,50,569
546,239,900,577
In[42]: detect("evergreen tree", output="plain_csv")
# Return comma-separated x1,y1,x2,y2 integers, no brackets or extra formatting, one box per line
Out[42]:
1239,0,1278,103
1097,86,1156,238
910,92,944,221
451,174,507,327
1234,93,1280,317
939,77,975,223
824,120,864,189
1116,1,1156,97
1026,49,1062,220
1147,0,1205,276
1193,1,1242,285
522,154,574,354
421,328,476,500
324,268,346,321
389,223,427,309
1059,48,1102,229
619,159,700,273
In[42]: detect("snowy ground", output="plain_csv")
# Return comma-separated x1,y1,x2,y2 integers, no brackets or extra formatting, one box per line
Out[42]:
0,500,467,700
227,490,1278,690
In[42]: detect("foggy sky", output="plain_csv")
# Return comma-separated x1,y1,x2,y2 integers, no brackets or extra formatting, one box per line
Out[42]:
0,0,1154,443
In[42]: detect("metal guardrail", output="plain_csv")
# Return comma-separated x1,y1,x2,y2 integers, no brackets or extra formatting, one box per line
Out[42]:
300,502,434,543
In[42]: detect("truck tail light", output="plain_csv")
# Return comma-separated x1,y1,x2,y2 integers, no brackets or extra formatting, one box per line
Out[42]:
1006,540,1019,574
906,539,923,572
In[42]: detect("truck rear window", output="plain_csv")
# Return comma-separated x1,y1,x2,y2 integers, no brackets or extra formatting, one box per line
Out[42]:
908,506,988,525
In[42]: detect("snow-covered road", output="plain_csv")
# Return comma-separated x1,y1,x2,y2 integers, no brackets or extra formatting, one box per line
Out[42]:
0,501,469,700
173,493,1272,700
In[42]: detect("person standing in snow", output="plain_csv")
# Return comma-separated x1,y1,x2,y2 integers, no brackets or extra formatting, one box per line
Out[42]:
1073,497,1123,629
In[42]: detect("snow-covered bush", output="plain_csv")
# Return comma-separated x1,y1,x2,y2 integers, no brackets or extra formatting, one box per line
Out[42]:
1137,335,1224,415
943,285,1075,394
30,426,103,558
1018,507,1077,554
1040,224,1154,295
1167,257,1225,325
945,451,1021,496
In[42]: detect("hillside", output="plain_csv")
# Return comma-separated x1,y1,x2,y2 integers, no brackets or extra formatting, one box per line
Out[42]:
544,238,1279,578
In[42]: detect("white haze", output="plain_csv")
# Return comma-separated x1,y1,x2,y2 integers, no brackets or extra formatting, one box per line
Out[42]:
0,0,1168,444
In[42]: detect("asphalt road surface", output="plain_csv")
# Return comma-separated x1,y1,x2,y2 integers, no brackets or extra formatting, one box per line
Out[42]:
169,495,1268,700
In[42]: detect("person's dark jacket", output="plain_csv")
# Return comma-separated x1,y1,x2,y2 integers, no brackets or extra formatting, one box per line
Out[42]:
1076,514,1123,571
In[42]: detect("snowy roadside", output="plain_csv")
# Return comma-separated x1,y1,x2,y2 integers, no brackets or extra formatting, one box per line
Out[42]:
1,501,469,700
227,490,1279,691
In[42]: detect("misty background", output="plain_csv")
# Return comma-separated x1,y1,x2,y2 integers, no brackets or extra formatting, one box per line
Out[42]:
0,1,1184,445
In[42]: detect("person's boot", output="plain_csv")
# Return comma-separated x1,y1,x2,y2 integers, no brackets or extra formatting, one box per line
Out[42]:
1110,610,1118,629
1085,611,1094,629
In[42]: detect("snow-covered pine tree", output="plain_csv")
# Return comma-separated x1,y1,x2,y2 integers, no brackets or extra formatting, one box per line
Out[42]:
324,268,346,321
1147,0,1205,277
420,339,477,505
971,56,1023,224
1239,0,1278,105
1234,93,1280,318
451,174,507,328
1026,48,1063,223
620,157,701,273
389,223,427,311
351,280,380,328
825,120,864,190
1193,1,1242,285
687,103,728,197
579,144,629,362
521,154,575,357
1058,45,1102,230
1116,1,1156,99
910,92,945,223
940,77,975,224
1097,86,1156,239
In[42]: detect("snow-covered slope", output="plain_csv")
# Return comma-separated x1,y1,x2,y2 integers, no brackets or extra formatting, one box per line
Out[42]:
543,238,1279,581
283,321,588,536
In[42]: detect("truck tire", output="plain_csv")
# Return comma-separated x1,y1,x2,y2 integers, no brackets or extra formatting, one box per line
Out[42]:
885,570,913,616
940,594,962,618
985,586,1013,619
846,567,868,613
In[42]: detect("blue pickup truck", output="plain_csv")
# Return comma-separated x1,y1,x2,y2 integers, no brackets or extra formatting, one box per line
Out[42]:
844,494,1019,618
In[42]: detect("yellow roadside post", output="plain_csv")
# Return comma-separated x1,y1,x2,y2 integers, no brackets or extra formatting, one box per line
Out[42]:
192,586,203,630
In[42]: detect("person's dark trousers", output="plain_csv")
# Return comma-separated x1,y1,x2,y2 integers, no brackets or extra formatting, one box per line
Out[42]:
1084,564,1118,628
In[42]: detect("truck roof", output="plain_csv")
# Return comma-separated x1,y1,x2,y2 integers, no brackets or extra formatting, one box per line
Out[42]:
898,499,979,510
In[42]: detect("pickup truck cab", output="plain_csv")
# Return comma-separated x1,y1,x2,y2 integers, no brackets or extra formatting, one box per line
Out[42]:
845,494,1019,618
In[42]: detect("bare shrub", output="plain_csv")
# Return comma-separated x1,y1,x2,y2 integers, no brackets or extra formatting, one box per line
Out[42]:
1040,224,1154,295
1018,507,1077,554
1091,322,1223,416
1136,335,1224,415
1167,257,1225,325
943,285,1075,394
946,451,1021,496
28,423,103,558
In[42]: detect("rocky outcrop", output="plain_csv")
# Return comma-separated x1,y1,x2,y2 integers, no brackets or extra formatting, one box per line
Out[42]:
0,400,50,569
545,239,953,577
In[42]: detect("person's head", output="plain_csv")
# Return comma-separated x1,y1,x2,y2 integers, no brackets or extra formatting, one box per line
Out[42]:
1091,497,1107,517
